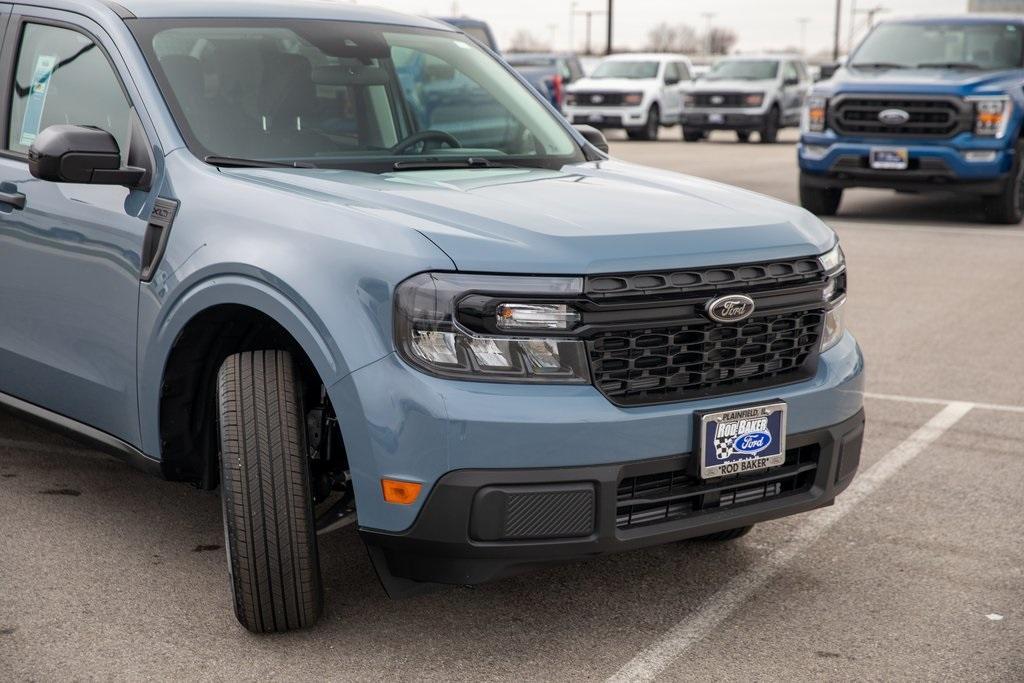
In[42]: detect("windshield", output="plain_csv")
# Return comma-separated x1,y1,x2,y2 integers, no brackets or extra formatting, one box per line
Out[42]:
591,60,659,79
852,21,1024,70
705,59,779,81
130,19,583,171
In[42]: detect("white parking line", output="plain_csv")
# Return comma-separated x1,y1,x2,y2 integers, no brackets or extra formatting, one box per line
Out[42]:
607,401,974,683
865,392,1024,414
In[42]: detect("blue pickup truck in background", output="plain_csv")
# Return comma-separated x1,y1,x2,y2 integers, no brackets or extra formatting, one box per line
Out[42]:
799,16,1024,224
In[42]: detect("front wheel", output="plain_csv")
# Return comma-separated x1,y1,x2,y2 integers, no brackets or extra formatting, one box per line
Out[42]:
800,177,843,216
736,131,751,143
628,105,660,141
683,128,703,142
985,143,1024,224
759,107,780,144
218,350,323,633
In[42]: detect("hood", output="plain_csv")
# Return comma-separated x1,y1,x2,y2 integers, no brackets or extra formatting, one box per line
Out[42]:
692,78,775,92
568,77,656,93
828,65,1023,94
223,161,834,274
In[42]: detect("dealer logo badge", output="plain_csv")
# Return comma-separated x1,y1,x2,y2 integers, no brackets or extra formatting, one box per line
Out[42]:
706,294,755,323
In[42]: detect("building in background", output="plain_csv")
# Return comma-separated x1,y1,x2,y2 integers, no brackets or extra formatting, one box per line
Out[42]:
968,0,1024,12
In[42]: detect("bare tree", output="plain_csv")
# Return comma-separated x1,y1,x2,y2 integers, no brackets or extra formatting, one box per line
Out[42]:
645,22,701,53
508,29,549,53
706,27,738,55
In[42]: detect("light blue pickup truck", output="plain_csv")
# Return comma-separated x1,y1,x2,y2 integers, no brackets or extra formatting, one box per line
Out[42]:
0,0,864,633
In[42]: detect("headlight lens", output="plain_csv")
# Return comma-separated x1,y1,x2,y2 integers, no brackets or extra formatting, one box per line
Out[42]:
819,243,847,352
565,92,577,106
803,95,827,133
623,92,644,105
744,92,765,107
394,272,590,383
683,93,695,108
971,97,1011,138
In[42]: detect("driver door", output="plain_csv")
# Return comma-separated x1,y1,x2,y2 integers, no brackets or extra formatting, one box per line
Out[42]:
0,12,155,445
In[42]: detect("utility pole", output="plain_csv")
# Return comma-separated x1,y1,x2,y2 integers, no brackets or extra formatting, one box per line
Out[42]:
606,0,614,55
832,0,842,61
573,6,607,56
798,18,810,56
701,12,716,56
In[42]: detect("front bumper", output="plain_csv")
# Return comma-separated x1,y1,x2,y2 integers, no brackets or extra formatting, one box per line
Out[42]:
799,131,1015,193
681,109,769,131
566,105,649,129
362,408,864,589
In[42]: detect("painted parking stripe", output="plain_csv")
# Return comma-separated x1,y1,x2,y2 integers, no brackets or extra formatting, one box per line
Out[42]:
607,401,974,683
865,392,1024,415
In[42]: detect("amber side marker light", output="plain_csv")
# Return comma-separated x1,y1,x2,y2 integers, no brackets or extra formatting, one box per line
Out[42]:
381,478,423,505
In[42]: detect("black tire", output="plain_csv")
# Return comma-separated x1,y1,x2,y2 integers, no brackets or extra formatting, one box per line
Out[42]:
635,105,660,141
218,350,323,633
683,128,703,142
799,177,843,216
985,142,1024,224
736,131,751,143
759,106,779,144
694,525,755,542
625,129,645,140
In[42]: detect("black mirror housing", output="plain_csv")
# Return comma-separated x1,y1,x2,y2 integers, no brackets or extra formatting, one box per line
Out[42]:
28,124,146,187
574,124,609,154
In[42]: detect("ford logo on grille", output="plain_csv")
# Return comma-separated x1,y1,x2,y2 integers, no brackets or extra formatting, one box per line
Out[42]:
710,95,724,105
706,294,756,323
878,108,911,125
591,94,604,104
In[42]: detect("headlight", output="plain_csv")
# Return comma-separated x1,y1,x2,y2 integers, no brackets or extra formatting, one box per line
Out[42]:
623,92,644,105
565,92,577,106
744,93,764,107
394,272,590,383
803,95,827,133
818,243,847,352
683,93,695,108
970,97,1012,138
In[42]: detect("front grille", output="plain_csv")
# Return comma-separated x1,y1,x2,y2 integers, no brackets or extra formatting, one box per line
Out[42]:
617,444,820,529
831,95,970,137
572,91,625,106
582,257,832,406
692,92,747,108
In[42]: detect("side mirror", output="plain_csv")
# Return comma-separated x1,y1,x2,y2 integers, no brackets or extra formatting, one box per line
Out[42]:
28,124,146,187
664,76,681,86
783,77,800,86
574,124,609,154
817,63,840,81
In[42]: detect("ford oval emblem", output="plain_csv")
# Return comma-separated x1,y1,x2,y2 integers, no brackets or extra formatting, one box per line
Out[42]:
706,294,756,323
732,430,772,454
710,95,724,105
591,94,604,104
878,108,910,125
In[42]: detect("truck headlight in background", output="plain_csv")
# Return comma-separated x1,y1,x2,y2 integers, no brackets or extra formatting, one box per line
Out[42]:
969,97,1012,138
623,92,644,105
803,95,828,133
395,273,590,383
744,93,765,107
683,93,696,108
564,93,577,106
818,244,847,352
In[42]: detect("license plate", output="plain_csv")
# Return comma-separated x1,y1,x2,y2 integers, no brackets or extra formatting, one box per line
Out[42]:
699,402,787,480
708,113,725,124
588,114,604,123
869,147,909,170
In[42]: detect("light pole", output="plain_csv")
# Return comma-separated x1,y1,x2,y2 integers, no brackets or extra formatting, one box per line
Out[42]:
701,12,716,56
832,0,842,61
606,0,614,55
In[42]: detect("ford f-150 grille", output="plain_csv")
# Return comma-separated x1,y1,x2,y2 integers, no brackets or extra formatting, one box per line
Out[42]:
583,257,833,406
830,95,971,137
692,92,747,108
572,91,626,106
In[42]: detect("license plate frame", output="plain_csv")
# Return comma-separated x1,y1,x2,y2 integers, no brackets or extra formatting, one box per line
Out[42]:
708,113,725,124
869,147,909,170
698,402,787,480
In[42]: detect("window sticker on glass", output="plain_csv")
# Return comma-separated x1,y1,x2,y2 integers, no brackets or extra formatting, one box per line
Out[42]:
20,54,57,146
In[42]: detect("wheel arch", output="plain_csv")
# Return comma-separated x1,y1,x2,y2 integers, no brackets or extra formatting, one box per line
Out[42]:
139,274,350,484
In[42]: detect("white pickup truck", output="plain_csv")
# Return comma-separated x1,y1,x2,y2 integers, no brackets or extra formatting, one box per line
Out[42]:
564,53,694,140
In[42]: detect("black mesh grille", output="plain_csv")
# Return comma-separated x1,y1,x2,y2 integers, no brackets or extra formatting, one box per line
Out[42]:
572,91,625,106
617,444,820,529
692,92,747,108
831,96,970,137
588,312,823,406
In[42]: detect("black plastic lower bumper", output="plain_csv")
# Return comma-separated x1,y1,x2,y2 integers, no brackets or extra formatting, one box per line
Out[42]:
362,409,864,595
801,160,1008,194
681,112,766,131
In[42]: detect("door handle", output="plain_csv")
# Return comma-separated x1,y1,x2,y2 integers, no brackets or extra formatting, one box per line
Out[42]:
0,190,26,209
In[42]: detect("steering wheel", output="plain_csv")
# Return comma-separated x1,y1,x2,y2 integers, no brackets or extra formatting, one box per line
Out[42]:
390,130,462,155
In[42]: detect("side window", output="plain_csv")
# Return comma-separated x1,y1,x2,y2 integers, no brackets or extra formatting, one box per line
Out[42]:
783,61,799,83
8,23,131,161
676,62,691,81
664,61,680,83
795,61,810,81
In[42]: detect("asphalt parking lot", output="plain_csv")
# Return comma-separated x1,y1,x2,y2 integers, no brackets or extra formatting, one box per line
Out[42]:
2,130,1022,681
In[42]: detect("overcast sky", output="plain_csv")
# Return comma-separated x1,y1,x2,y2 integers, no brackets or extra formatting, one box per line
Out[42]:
360,0,972,56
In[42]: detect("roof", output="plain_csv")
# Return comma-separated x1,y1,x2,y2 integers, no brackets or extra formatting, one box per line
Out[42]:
92,0,449,27
881,14,1024,25
602,53,691,61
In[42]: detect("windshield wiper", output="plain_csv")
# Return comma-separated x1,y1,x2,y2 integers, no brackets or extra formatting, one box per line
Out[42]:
391,157,520,171
850,62,908,70
204,155,317,169
914,62,982,70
